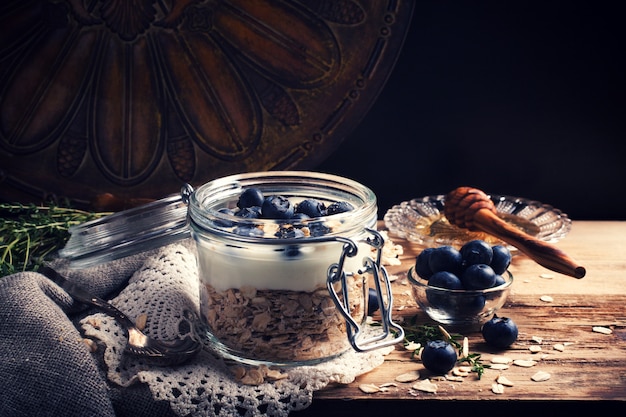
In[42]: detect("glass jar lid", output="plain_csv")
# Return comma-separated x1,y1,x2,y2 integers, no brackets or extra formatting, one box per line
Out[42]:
58,189,191,269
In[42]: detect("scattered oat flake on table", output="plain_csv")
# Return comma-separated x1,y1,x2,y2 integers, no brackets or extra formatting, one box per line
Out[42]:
491,355,513,364
240,368,265,385
513,359,537,368
531,336,543,344
359,383,381,393
135,313,148,330
491,383,505,394
452,367,470,377
412,379,438,393
531,371,551,382
496,375,514,387
445,375,465,382
553,343,566,352
462,337,469,358
438,325,452,340
395,371,420,383
262,367,288,381
539,273,554,279
82,338,97,353
404,341,421,351
529,345,542,353
592,326,613,335
540,295,554,302
489,364,510,371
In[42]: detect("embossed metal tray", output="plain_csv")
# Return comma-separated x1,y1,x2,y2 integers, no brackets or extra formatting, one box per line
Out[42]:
0,1,413,209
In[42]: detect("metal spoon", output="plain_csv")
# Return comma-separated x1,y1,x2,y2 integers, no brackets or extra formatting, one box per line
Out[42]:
40,266,202,366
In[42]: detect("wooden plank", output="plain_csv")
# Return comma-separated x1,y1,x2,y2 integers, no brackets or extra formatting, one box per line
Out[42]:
313,294,626,402
293,222,626,415
308,220,626,403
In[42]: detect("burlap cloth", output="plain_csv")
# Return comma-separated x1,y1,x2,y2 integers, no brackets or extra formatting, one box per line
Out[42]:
0,240,394,416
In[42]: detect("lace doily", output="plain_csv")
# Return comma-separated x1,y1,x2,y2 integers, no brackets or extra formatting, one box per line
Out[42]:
80,243,394,417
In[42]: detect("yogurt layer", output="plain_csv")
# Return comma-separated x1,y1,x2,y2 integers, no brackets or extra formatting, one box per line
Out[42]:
195,237,371,292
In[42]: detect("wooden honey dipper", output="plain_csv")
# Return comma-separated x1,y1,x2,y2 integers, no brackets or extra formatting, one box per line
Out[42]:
444,186,586,278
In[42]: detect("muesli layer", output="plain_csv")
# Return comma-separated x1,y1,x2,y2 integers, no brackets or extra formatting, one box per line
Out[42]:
201,274,365,362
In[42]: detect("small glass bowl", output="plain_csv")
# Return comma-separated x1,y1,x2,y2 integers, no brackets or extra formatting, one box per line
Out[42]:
407,267,513,331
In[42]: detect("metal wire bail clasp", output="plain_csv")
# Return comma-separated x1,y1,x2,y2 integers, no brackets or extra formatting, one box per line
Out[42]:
326,228,405,352
180,183,194,204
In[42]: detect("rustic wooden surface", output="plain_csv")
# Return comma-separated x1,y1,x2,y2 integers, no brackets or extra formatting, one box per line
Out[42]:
295,221,626,414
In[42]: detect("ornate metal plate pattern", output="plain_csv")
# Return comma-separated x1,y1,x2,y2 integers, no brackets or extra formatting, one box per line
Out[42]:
0,0,413,207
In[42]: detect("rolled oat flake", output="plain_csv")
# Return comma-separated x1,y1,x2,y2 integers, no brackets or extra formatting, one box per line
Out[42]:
531,371,551,382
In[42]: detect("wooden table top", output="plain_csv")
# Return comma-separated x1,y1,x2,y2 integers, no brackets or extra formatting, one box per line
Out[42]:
295,221,626,415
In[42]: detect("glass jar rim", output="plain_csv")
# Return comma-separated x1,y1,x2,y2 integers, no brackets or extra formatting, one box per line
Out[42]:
188,171,377,243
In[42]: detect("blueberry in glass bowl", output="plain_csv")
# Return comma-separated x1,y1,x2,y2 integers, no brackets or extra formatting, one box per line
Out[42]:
408,240,514,330
408,267,513,331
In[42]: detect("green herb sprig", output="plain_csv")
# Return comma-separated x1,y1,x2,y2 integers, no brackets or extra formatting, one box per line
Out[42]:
402,316,490,379
459,352,489,379
0,202,110,276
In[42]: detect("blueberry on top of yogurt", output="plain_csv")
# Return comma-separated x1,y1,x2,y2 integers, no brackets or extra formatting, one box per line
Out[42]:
237,187,264,209
295,199,326,218
261,195,294,219
225,188,355,238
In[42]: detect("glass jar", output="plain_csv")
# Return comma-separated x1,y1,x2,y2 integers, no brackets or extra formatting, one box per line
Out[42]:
187,171,403,366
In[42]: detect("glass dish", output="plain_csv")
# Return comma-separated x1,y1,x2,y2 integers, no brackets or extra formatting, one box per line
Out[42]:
383,194,571,249
408,267,513,331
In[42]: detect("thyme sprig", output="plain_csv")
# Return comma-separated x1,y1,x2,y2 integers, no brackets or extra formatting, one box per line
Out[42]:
402,316,489,379
459,352,489,379
0,202,110,276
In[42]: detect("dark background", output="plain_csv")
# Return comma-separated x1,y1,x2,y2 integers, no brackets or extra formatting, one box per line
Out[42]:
317,1,625,220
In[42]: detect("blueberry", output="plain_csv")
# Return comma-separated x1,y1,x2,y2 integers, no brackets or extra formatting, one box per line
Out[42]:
490,245,512,275
307,221,331,237
460,240,493,266
425,292,453,313
426,271,463,312
461,264,497,290
233,224,264,237
455,294,486,315
421,340,458,374
428,246,463,274
291,212,310,221
283,245,301,258
367,288,380,316
237,188,264,209
213,207,236,227
415,248,435,280
326,201,354,215
493,274,506,287
235,206,262,219
295,199,326,218
274,225,305,239
481,315,518,349
261,195,294,219
428,271,463,290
